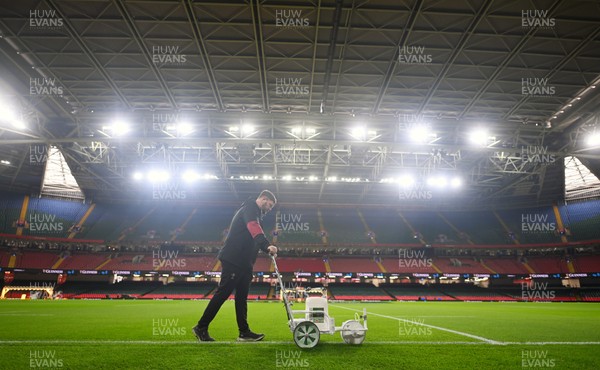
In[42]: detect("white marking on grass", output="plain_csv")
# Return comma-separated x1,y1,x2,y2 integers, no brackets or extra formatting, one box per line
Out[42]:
0,340,598,346
332,304,504,345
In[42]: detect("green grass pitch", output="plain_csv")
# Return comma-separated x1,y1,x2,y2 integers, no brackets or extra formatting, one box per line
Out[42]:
1,300,599,369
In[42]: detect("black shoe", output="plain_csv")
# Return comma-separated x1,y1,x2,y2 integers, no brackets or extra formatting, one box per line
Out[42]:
237,330,265,342
193,326,215,342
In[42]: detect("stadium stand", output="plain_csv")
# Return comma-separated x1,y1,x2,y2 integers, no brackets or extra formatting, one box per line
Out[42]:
23,197,88,238
271,257,326,273
359,208,413,244
402,211,458,245
176,207,233,242
435,284,516,302
560,200,600,241
327,257,381,273
381,284,455,301
274,206,322,244
441,210,507,245
320,207,368,244
72,281,162,299
496,207,562,244
327,283,394,301
0,194,25,230
480,258,530,275
140,282,216,299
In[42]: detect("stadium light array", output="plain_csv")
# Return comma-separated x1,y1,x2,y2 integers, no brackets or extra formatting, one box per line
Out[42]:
585,132,600,146
182,170,200,182
427,175,462,189
398,175,415,188
290,126,318,139
242,124,255,135
409,125,436,143
147,170,170,183
176,122,193,136
469,129,493,146
103,119,130,136
350,126,377,141
134,170,218,182
0,97,26,130
450,177,462,188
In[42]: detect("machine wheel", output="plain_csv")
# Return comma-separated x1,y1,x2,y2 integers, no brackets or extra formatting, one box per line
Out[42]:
293,321,320,348
340,320,366,345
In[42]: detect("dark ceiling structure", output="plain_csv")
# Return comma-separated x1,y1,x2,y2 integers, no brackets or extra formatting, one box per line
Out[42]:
0,0,599,208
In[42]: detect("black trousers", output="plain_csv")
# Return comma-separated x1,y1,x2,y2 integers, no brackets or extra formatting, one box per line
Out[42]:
197,260,253,333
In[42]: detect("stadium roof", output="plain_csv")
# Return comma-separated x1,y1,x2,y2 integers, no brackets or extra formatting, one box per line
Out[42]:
1,0,600,208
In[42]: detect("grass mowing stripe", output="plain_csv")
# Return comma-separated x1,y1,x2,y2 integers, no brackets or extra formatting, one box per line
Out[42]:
332,304,504,345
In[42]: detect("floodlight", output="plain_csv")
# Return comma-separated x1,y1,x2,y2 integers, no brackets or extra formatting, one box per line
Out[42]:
182,170,199,182
410,126,434,143
450,177,462,188
469,129,491,146
109,119,130,136
586,132,600,146
176,122,194,136
147,170,170,183
398,175,414,188
0,98,26,130
351,127,366,140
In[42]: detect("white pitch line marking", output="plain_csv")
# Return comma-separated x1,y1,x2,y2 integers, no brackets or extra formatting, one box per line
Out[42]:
331,304,504,345
0,340,598,346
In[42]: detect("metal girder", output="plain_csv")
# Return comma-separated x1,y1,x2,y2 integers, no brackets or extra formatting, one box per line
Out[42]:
416,0,493,114
319,0,343,114
182,1,224,111
113,0,177,109
45,0,131,109
458,0,565,119
1,0,600,207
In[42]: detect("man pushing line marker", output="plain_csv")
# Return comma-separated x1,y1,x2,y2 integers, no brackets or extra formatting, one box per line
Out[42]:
193,190,278,342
